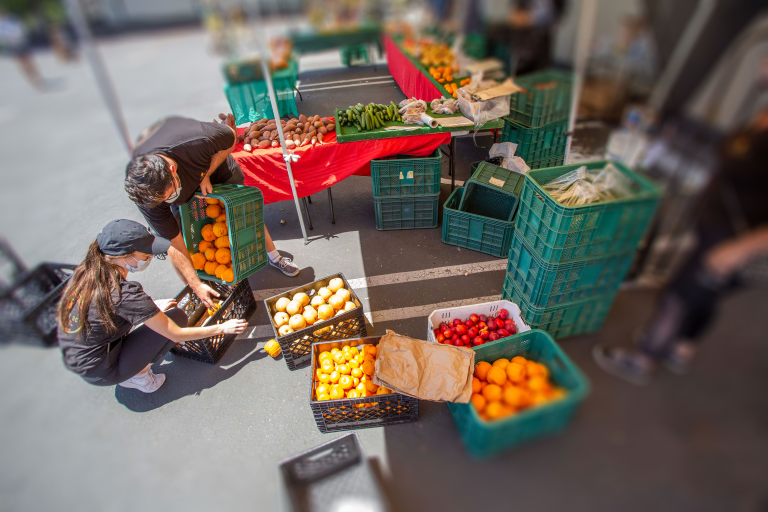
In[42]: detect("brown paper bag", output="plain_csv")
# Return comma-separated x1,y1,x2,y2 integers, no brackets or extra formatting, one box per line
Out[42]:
372,330,475,403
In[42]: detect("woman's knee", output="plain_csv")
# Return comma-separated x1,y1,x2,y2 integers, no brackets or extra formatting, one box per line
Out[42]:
166,307,189,327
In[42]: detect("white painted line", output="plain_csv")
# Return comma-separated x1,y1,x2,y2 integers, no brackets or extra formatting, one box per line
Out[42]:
251,260,506,301
298,80,395,93
299,76,393,88
238,294,502,344
364,295,499,325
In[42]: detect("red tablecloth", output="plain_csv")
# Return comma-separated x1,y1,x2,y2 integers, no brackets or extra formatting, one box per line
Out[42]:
384,35,443,102
233,125,449,204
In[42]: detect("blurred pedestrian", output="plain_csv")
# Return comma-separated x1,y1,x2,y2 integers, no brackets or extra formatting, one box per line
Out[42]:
594,110,768,385
0,10,42,88
57,220,248,393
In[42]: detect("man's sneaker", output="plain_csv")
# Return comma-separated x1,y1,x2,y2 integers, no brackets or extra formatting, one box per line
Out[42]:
592,345,655,386
663,342,697,375
270,256,300,277
118,368,166,393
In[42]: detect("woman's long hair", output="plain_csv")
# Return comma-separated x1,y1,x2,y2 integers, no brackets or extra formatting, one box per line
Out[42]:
58,240,127,339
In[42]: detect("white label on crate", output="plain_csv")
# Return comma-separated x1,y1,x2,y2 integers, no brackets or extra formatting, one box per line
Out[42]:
489,177,506,188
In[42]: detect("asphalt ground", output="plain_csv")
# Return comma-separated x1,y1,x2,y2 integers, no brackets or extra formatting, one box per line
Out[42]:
1,28,767,512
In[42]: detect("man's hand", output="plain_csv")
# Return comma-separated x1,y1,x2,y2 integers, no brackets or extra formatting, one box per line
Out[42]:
193,282,221,309
199,176,213,196
154,299,178,312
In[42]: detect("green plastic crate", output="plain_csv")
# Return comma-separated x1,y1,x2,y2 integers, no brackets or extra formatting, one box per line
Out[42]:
180,184,267,285
459,182,518,222
501,118,568,168
509,69,573,127
341,44,370,67
442,187,515,258
515,160,661,264
502,275,616,339
467,161,525,197
371,149,442,197
507,231,635,308
447,329,590,459
374,194,439,230
463,33,488,60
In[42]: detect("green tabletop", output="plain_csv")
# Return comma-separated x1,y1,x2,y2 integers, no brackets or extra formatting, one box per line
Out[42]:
290,25,383,54
334,107,503,143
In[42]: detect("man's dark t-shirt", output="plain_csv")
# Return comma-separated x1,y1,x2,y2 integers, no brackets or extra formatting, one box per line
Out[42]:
132,116,238,239
58,279,159,378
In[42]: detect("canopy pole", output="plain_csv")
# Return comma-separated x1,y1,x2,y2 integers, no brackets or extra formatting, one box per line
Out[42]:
248,8,308,245
564,0,597,163
64,0,133,155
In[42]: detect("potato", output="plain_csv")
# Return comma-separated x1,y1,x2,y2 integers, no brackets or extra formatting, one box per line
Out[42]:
258,140,271,149
318,126,327,135
317,133,324,143
285,139,295,149
327,123,335,132
299,114,308,123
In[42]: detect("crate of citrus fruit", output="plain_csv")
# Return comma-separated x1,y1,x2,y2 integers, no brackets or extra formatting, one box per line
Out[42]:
447,329,590,458
310,336,420,433
180,184,267,285
265,273,367,371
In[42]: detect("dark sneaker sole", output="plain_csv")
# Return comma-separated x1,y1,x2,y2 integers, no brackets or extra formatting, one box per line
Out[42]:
592,346,652,386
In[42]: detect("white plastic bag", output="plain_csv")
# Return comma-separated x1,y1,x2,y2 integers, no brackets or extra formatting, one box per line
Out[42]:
457,80,510,129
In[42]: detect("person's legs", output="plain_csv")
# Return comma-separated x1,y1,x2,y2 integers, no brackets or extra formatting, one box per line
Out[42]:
117,307,187,392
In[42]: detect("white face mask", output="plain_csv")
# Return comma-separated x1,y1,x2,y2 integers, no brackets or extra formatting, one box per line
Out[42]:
125,256,152,273
165,172,182,203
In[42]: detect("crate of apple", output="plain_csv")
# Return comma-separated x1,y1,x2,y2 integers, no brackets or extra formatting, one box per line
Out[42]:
434,309,518,348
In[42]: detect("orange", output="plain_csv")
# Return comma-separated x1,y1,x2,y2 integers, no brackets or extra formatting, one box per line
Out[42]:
362,359,375,377
355,382,366,393
204,247,216,261
329,385,344,400
214,236,230,249
352,377,360,387
201,224,216,242
338,364,351,375
480,381,488,391
528,376,550,393
367,346,377,357
316,394,329,401
347,390,360,399
215,213,227,223
215,248,231,264
191,253,206,270
320,360,334,373
471,394,486,413
316,384,329,397
329,371,340,383
339,375,353,390
212,222,227,237
205,198,219,205
343,351,354,362
204,261,218,275
530,392,549,406
482,384,502,402
351,367,362,378
527,361,549,379
506,362,526,383
318,372,330,384
492,358,510,370
485,401,506,420
222,268,234,283
503,386,526,408
511,356,527,365
487,366,507,386
364,380,378,393
206,204,221,218
333,351,345,365
315,368,325,381
472,377,482,394
318,351,332,362
348,359,360,370
376,387,391,395
198,241,213,253
474,361,492,381
215,264,227,279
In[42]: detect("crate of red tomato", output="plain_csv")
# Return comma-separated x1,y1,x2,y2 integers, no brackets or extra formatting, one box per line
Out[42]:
427,299,531,349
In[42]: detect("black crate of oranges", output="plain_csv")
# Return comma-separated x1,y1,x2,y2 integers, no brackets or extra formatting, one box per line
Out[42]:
310,336,419,433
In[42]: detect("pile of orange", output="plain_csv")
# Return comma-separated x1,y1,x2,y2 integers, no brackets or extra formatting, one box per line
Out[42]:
471,356,566,422
189,198,234,282
314,345,392,402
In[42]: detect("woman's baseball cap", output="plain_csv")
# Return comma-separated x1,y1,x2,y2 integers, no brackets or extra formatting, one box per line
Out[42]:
97,219,172,256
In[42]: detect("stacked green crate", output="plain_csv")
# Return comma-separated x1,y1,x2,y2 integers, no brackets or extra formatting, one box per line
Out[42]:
370,150,442,230
501,69,572,169
503,160,661,338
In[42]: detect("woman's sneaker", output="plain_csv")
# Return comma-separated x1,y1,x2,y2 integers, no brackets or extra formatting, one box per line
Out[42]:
119,369,166,393
269,256,300,277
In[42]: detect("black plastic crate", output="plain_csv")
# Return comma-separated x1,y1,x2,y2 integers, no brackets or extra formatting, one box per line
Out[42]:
0,263,75,346
171,279,257,364
310,336,419,433
279,433,389,512
265,273,367,371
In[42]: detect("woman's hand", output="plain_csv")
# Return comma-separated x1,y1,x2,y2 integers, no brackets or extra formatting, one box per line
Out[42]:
220,318,248,335
154,299,178,312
